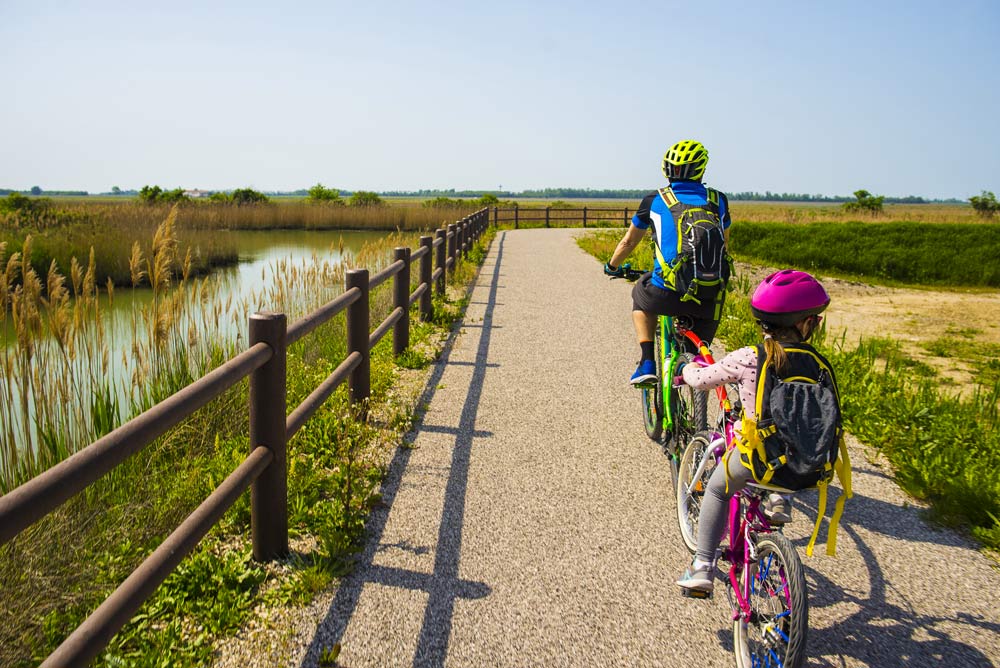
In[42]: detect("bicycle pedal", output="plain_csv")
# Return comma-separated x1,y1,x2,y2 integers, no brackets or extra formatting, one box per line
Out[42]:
680,587,713,600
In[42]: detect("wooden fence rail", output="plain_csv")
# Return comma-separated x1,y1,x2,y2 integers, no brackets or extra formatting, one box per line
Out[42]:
0,208,491,668
491,206,633,228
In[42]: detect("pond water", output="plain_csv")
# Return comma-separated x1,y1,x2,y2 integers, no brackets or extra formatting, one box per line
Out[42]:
0,228,412,472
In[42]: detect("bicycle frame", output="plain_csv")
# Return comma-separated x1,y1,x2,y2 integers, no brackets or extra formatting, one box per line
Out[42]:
657,315,683,433
681,339,786,624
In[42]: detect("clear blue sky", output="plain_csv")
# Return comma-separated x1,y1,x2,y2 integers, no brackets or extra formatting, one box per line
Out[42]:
2,0,998,199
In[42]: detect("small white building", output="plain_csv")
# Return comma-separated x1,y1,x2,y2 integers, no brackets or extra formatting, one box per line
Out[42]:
184,189,211,199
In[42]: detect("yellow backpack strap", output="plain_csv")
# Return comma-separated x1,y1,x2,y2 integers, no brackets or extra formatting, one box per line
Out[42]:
653,187,677,285
825,435,853,556
806,471,830,557
805,435,853,557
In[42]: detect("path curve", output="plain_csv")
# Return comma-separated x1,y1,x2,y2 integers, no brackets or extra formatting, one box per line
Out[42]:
264,229,1000,667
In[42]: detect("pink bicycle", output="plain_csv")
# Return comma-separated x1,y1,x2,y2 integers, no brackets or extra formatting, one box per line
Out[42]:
674,331,808,668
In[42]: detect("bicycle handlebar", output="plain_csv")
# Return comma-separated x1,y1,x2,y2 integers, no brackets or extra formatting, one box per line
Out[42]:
606,264,645,282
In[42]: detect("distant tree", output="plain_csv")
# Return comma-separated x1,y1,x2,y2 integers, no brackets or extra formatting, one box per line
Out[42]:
843,189,885,215
307,183,344,204
476,193,500,207
138,184,163,204
209,191,231,203
111,186,122,195
137,185,189,204
229,188,270,205
349,191,384,207
30,186,42,196
969,191,999,218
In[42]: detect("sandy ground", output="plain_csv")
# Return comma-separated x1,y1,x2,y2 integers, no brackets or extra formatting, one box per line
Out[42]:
737,262,1000,392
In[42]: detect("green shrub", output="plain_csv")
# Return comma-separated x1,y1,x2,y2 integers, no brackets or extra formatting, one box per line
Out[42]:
970,191,999,218
842,189,885,215
349,191,384,207
229,188,269,206
307,184,344,204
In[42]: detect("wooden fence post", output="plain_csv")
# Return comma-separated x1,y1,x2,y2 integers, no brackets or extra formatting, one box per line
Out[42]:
514,206,519,229
419,235,433,320
447,224,457,274
583,206,587,228
545,207,550,228
393,247,410,356
249,311,288,561
493,206,498,228
346,269,370,409
435,228,446,294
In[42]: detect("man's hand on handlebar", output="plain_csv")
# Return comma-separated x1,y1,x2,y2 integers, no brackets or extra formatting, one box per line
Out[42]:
605,262,643,281
604,261,627,279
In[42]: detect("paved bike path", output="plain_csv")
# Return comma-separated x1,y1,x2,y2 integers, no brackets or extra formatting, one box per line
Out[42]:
295,229,999,667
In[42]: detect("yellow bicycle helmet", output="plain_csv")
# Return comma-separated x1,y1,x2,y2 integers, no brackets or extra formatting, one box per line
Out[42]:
662,140,709,181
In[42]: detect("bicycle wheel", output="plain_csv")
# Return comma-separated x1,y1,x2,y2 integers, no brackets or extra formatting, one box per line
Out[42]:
734,532,808,668
640,330,664,442
671,351,707,443
675,431,718,554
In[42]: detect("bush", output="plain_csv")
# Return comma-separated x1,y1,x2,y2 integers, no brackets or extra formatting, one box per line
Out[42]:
0,192,51,215
138,185,189,205
421,196,463,208
842,189,884,215
970,191,999,218
307,184,344,205
349,191,384,207
229,188,270,206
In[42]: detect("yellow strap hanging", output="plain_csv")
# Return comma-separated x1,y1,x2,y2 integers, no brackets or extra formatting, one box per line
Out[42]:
805,436,853,557
825,436,853,555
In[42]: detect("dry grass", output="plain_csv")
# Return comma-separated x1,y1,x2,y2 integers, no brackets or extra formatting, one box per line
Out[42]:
728,201,979,225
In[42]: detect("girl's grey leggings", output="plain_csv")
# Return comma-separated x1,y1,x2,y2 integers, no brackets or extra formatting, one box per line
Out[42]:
696,448,755,564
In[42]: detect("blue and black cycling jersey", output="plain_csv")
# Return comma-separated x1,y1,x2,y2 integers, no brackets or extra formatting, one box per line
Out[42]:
631,180,732,290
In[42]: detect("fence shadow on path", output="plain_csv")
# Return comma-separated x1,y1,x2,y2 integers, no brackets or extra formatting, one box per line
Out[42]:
299,232,508,668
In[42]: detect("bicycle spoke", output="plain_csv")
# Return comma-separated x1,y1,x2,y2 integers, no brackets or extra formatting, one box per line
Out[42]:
735,534,807,668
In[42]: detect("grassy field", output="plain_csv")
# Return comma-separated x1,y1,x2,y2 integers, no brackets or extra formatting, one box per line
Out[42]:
577,229,1000,551
0,209,495,667
729,221,1000,287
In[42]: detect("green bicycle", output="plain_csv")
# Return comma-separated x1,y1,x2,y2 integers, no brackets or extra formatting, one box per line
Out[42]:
614,267,708,485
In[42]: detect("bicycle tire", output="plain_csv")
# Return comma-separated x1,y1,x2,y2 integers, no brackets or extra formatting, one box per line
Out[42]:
641,331,664,442
734,532,808,668
671,351,708,443
675,430,718,553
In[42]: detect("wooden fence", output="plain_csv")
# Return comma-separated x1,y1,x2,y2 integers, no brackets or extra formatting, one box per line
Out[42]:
491,206,632,228
0,209,491,667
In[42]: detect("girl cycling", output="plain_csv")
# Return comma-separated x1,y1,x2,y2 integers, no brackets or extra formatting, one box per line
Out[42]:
673,269,846,594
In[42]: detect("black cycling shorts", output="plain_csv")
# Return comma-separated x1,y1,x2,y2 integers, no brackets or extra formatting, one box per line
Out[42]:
631,271,724,348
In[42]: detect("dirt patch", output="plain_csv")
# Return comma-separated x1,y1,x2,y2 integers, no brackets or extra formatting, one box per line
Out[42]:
736,262,1000,394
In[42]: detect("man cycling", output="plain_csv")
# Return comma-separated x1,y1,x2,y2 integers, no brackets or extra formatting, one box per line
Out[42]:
604,140,732,385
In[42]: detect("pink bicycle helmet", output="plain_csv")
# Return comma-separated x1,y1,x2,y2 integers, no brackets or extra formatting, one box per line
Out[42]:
750,269,830,327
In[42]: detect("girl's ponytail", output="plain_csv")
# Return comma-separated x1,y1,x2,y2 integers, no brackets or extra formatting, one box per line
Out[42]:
760,324,804,373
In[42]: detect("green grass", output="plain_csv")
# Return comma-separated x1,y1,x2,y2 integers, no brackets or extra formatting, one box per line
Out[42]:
728,221,1000,287
578,229,1000,550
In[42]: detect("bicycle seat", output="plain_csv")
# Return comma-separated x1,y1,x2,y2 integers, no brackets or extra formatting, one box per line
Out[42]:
673,315,695,331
